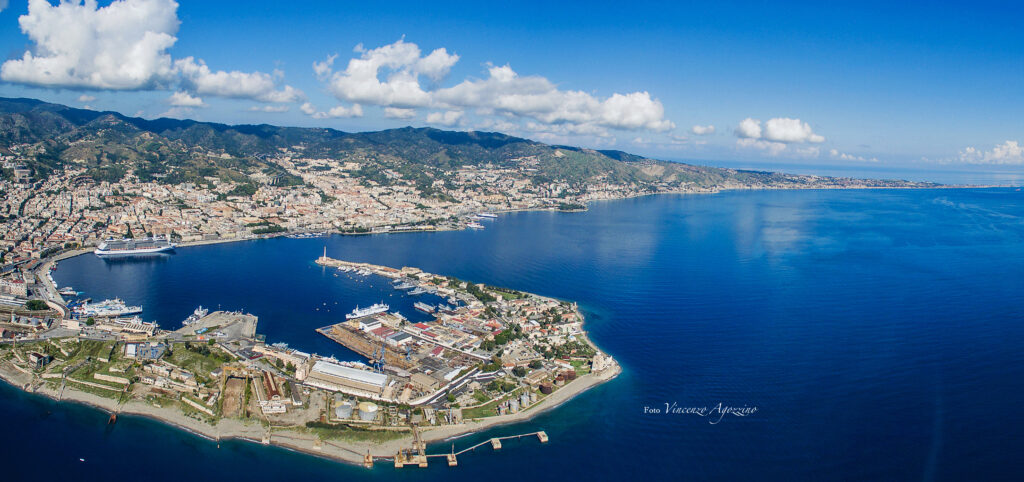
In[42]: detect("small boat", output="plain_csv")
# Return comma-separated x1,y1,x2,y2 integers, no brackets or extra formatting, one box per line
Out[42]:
58,287,78,296
108,413,117,424
467,222,485,229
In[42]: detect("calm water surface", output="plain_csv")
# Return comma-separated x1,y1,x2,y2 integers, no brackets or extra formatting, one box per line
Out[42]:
4,188,1023,481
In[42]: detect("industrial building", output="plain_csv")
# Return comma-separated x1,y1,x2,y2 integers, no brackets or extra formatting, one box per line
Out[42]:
303,360,388,399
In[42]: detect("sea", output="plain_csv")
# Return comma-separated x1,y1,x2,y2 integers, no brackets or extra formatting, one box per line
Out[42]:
5,186,1024,480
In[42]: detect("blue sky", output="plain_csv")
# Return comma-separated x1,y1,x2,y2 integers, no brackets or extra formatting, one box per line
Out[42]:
0,0,1022,169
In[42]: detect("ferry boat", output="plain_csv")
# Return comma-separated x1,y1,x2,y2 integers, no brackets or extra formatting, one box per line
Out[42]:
346,302,389,320
182,306,209,326
58,287,79,296
95,236,175,256
414,302,435,313
467,222,485,229
477,212,498,218
74,298,142,317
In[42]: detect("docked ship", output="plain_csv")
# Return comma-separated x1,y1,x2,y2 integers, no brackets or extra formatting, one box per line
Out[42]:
408,287,427,295
346,302,389,320
467,222,485,229
414,301,435,313
58,287,79,296
95,236,175,256
182,306,209,326
395,282,416,290
74,298,142,317
477,212,498,218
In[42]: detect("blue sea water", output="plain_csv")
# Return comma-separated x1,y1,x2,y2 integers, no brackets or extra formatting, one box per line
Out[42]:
6,188,1024,480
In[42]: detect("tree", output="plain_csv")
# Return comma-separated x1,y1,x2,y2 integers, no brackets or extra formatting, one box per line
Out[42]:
25,299,48,311
446,393,456,403
513,366,527,377
275,358,284,369
529,360,543,369
85,317,95,326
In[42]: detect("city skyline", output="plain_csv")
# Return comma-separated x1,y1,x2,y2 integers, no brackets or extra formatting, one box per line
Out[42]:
1,0,1022,168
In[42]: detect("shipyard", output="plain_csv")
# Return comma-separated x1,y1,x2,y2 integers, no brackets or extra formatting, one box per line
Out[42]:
0,247,619,468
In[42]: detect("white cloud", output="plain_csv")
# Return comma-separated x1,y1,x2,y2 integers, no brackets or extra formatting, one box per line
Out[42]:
735,118,762,139
735,117,823,144
383,107,416,119
78,94,96,103
426,110,463,127
829,148,878,163
174,57,303,103
1,0,302,106
737,137,787,156
249,105,289,113
312,54,337,81
168,91,204,107
434,64,674,131
318,39,453,107
959,141,1024,164
0,0,8,13
300,102,362,119
691,124,714,135
763,117,824,143
315,39,675,134
1,0,179,89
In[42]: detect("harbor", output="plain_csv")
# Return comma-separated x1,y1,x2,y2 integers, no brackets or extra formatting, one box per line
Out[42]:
0,246,620,469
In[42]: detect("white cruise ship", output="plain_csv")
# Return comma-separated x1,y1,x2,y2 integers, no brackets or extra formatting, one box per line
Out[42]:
346,302,389,320
95,236,175,256
74,298,143,317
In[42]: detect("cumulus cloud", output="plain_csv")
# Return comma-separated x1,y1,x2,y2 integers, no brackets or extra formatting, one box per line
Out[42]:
300,102,362,119
1,0,302,106
691,124,714,135
734,117,825,156
434,64,674,131
959,141,1024,164
426,110,463,127
1,0,178,89
735,118,762,139
735,117,823,143
829,149,878,163
316,39,455,107
0,0,8,13
315,39,675,134
384,107,416,119
175,57,303,103
78,94,96,103
168,91,204,107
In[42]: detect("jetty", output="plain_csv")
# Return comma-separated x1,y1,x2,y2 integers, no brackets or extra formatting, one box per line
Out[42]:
387,431,549,468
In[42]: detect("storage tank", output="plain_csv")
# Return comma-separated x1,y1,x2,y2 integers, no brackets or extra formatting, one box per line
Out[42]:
508,399,520,413
334,401,353,419
520,393,530,407
358,401,379,421
554,375,565,386
566,370,577,381
540,382,553,394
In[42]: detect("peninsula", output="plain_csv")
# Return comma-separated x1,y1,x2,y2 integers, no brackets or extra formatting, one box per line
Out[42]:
0,249,619,467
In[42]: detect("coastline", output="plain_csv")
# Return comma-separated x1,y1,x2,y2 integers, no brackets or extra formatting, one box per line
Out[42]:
15,185,984,468
0,356,621,467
